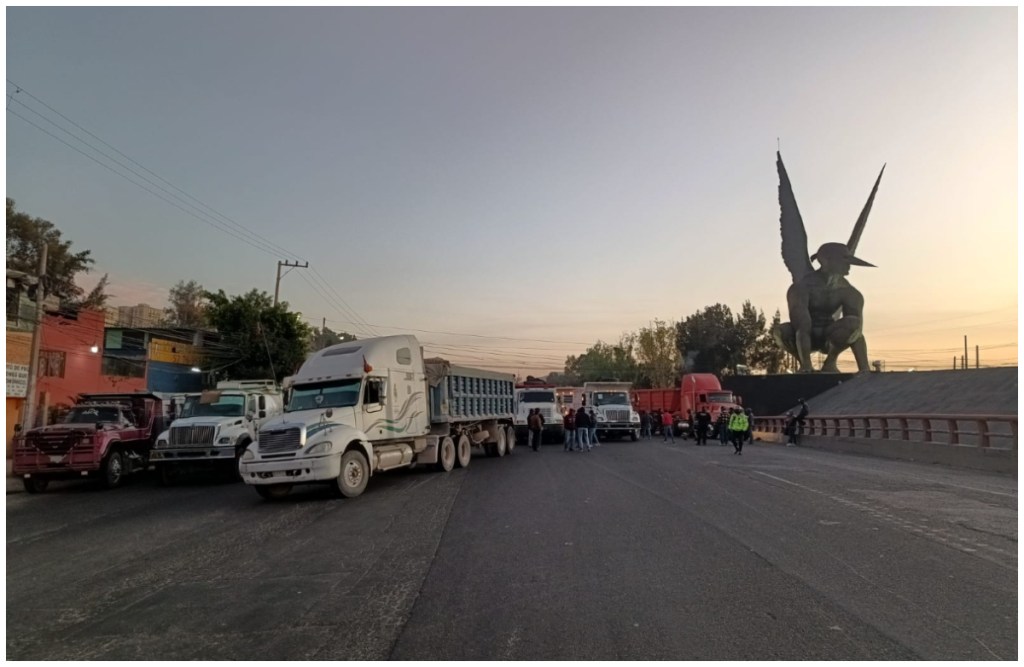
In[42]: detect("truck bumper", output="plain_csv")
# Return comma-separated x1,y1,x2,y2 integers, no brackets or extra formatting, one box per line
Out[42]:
151,446,235,463
239,455,340,486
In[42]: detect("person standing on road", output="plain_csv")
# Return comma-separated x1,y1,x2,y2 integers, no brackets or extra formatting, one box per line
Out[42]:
795,399,809,444
784,411,798,446
729,408,749,455
745,408,755,444
696,408,711,445
575,407,591,451
588,408,600,447
563,408,576,452
717,410,729,445
640,411,652,439
661,410,675,443
528,409,543,452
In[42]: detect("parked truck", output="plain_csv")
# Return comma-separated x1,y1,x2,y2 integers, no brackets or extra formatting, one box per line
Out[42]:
151,380,284,484
567,381,641,441
239,335,516,500
12,392,170,492
631,373,743,436
513,381,564,444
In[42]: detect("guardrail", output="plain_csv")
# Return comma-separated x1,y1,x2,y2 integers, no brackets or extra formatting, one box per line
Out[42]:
756,414,1018,450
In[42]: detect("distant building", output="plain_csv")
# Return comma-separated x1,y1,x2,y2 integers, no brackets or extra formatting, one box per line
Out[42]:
117,303,164,328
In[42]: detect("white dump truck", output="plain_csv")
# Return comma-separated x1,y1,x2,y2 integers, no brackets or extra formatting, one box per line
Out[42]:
151,380,284,483
513,383,564,444
239,335,516,500
578,381,641,441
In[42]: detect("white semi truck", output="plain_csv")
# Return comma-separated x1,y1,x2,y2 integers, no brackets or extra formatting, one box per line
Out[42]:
513,384,564,444
151,380,284,483
239,335,516,500
574,381,641,441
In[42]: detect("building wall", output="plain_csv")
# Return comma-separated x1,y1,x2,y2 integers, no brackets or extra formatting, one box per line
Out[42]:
117,303,164,328
6,331,32,457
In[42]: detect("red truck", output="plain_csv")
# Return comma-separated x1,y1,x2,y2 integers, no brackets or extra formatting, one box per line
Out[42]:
631,374,743,436
12,393,170,493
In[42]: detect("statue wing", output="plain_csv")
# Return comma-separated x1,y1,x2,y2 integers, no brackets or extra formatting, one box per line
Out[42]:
847,164,886,253
777,152,814,282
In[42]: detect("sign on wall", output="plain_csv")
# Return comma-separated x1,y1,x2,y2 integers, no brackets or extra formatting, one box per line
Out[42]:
7,363,29,397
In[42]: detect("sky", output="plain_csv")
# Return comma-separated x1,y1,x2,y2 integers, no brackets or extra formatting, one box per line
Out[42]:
5,6,1019,377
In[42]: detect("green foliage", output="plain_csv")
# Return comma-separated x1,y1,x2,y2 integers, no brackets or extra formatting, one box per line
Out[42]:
75,273,111,310
309,326,357,351
675,304,739,375
751,309,790,374
633,319,680,388
565,337,639,383
165,280,208,328
204,289,311,383
543,371,578,386
6,197,94,303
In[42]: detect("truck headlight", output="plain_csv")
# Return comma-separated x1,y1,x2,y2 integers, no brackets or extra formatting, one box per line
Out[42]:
156,438,167,448
241,448,255,461
596,414,607,423
306,441,333,456
218,436,232,444
630,414,640,423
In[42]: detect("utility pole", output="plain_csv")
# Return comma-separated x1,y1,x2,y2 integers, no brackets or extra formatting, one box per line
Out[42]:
964,335,968,371
273,260,308,306
975,345,980,369
21,243,48,431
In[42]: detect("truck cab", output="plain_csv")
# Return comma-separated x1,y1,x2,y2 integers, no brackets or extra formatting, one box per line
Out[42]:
581,382,641,441
13,393,166,492
513,384,564,443
151,379,282,483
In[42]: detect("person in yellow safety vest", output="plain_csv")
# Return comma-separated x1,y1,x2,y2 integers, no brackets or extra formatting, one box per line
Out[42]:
728,408,749,455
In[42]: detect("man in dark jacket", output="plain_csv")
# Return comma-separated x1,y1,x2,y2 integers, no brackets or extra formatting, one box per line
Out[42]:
695,408,711,445
575,407,591,451
563,409,576,452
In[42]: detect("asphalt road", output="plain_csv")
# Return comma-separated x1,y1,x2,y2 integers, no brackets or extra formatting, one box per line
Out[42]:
6,439,1017,660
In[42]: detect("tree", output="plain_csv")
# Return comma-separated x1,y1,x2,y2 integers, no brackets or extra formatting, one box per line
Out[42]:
165,280,207,328
565,337,639,384
633,319,680,388
675,304,739,375
751,309,789,374
733,301,767,372
544,371,578,386
75,273,111,310
309,325,357,351
204,289,311,383
6,197,95,303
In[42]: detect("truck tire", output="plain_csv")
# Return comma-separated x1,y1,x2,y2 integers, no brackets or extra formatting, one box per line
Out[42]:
630,429,639,442
102,449,125,489
255,484,292,500
455,434,472,468
505,426,516,455
436,436,456,472
230,439,251,481
336,450,370,498
494,428,507,457
22,477,49,493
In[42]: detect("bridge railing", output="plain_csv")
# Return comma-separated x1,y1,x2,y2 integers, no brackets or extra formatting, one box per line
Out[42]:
755,414,1018,451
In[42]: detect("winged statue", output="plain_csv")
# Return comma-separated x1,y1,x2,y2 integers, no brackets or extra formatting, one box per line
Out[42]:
771,151,885,373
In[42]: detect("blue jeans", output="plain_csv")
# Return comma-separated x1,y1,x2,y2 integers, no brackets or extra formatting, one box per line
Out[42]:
663,426,674,442
576,428,590,450
589,426,598,445
642,424,652,438
564,430,575,450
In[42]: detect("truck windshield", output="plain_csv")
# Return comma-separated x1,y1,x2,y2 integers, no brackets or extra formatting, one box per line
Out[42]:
519,391,555,403
706,393,734,403
63,406,122,424
288,379,361,412
593,392,630,406
182,395,245,418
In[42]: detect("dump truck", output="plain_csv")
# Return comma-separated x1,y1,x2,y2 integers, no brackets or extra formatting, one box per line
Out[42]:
151,379,284,483
12,392,169,492
239,334,516,500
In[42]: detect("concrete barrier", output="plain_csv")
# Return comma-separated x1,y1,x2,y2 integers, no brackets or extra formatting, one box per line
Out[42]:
755,429,1017,475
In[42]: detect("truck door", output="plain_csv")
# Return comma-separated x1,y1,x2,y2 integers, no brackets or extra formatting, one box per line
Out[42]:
388,368,428,437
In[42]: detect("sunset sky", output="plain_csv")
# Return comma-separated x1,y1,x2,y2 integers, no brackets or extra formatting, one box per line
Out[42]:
6,7,1018,376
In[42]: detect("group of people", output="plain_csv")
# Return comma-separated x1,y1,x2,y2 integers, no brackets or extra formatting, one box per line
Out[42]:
561,406,601,452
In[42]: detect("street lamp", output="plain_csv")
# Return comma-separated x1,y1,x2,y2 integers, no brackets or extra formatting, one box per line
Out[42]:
89,345,99,354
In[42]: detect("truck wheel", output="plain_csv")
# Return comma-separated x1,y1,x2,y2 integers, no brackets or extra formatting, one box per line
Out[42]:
22,477,49,493
455,434,472,468
505,426,516,455
631,430,639,442
102,450,125,489
158,464,177,487
336,450,369,498
436,436,456,472
494,428,507,457
255,484,292,500
230,439,251,481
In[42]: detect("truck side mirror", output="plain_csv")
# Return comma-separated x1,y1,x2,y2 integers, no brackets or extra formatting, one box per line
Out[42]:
258,409,266,419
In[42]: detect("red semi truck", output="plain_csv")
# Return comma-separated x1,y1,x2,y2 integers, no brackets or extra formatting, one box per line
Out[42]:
631,374,743,435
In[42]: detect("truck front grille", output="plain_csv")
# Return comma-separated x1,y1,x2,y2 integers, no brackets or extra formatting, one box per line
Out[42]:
259,428,302,453
169,426,216,446
26,432,82,456
605,409,631,421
